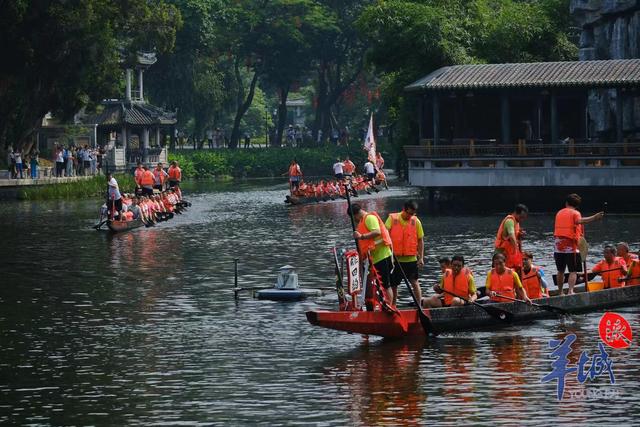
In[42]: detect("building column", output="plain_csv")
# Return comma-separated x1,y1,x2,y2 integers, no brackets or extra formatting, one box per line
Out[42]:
616,88,624,144
501,93,510,145
432,93,440,145
550,91,558,145
156,127,161,147
535,97,543,140
581,92,589,140
417,96,424,141
121,125,127,150
125,69,132,101
138,69,144,102
142,128,150,163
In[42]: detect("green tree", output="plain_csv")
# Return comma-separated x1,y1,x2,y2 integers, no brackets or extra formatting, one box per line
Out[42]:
0,0,181,151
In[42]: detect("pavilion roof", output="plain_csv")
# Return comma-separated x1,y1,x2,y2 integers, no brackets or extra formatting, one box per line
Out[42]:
405,59,640,92
84,101,177,127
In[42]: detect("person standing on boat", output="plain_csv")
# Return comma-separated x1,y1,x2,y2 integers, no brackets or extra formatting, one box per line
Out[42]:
554,193,604,295
152,162,169,191
134,161,145,192
589,245,627,289
520,252,549,299
385,200,424,302
168,161,182,189
333,158,344,181
107,173,123,218
139,166,156,196
349,203,394,307
343,156,355,177
423,255,476,307
364,159,376,182
285,159,302,195
486,253,531,304
494,204,529,274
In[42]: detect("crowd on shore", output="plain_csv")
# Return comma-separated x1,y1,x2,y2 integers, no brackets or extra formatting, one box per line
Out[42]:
6,144,105,179
347,193,639,312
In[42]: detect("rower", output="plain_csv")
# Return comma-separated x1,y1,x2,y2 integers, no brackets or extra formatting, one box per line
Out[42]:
494,204,528,274
333,158,344,181
520,252,549,299
623,248,640,286
486,253,531,304
439,257,451,274
590,245,627,289
349,203,394,308
423,255,476,308
616,242,638,267
140,166,155,196
385,200,424,302
554,193,604,295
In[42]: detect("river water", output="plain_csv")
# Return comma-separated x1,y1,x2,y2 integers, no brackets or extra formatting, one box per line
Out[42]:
0,181,638,425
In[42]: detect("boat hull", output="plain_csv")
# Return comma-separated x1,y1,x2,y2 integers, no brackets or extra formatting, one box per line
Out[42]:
107,218,145,233
306,285,640,338
285,186,383,206
257,288,324,301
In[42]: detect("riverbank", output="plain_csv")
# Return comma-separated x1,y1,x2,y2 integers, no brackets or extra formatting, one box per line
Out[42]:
14,174,135,200
169,146,371,179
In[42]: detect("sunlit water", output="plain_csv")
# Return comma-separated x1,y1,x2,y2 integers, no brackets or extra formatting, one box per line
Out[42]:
0,181,638,425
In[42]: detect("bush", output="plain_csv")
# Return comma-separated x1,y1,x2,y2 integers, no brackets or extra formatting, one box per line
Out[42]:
17,174,136,200
169,146,369,179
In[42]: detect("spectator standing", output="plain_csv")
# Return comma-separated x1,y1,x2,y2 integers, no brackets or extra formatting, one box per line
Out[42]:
9,148,17,178
14,148,24,179
65,146,74,177
55,146,65,177
30,151,39,179
83,145,91,175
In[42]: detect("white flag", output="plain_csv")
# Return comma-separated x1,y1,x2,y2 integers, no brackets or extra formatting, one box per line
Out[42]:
363,114,376,163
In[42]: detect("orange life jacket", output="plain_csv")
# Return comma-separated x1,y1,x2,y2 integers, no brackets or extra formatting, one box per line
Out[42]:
343,161,355,174
622,253,639,267
521,266,544,299
628,260,640,286
595,257,626,289
356,212,392,259
494,214,521,267
489,268,516,302
153,168,166,185
288,164,301,176
554,207,580,240
140,170,155,186
123,211,134,221
134,167,144,185
168,166,181,181
443,268,471,306
388,213,418,257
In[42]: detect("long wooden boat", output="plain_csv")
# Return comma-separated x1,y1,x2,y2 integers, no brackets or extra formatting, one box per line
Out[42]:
305,284,640,338
285,186,385,206
107,218,145,233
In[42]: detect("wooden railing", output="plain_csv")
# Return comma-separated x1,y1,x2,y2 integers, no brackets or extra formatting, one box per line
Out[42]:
407,140,640,159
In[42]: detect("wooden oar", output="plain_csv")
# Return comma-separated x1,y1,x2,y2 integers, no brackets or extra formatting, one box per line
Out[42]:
492,292,568,315
620,275,640,283
440,289,514,323
393,254,437,336
578,236,589,292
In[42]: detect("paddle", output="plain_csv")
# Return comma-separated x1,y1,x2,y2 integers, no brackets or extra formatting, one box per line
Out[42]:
440,289,514,323
492,292,568,315
393,255,436,336
578,236,589,292
620,275,640,283
553,268,621,286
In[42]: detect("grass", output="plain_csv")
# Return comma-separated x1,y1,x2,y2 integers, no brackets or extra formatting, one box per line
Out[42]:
17,174,136,200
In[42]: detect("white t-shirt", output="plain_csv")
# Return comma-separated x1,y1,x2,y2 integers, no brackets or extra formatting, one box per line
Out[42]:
333,162,344,174
108,177,122,200
364,161,375,174
56,151,64,162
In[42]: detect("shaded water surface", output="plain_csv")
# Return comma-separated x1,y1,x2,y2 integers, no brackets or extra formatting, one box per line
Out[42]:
0,181,638,425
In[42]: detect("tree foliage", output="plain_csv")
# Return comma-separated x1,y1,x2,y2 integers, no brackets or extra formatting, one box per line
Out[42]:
0,0,181,149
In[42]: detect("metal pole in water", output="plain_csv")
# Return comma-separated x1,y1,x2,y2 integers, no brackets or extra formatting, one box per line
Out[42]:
234,258,239,300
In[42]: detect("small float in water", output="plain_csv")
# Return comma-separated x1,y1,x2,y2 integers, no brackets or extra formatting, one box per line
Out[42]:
256,265,324,301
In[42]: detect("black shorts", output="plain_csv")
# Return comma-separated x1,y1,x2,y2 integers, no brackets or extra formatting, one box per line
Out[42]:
108,198,123,213
335,173,344,180
153,184,163,190
391,261,419,287
373,257,393,289
554,252,583,273
367,172,375,180
169,180,179,188
141,187,154,196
